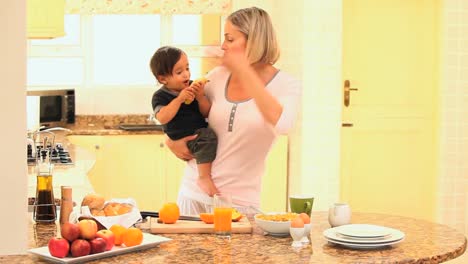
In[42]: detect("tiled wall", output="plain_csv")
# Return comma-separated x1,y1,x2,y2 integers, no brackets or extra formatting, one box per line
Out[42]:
438,0,468,235
233,0,342,211
270,1,342,211
295,1,342,211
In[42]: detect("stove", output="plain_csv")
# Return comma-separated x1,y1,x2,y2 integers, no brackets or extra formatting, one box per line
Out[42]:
27,142,73,166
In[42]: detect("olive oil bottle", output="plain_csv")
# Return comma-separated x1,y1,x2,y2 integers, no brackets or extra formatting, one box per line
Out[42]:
33,151,56,223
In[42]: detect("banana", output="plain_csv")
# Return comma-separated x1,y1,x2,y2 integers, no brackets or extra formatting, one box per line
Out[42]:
184,77,209,104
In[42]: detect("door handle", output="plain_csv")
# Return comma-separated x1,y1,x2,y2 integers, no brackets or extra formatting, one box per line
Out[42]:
344,80,358,107
342,123,353,127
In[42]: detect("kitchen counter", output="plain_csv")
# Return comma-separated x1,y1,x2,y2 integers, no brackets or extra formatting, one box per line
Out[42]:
65,114,164,135
2,212,466,263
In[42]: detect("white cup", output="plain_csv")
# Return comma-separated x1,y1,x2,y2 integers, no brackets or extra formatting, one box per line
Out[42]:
328,203,351,227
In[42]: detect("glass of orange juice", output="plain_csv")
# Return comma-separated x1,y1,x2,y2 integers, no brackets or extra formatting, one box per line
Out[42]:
213,193,232,238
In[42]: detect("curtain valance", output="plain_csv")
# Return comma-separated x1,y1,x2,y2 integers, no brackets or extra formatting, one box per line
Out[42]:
66,0,231,15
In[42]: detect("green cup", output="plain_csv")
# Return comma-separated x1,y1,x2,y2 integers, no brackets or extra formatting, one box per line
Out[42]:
289,195,314,216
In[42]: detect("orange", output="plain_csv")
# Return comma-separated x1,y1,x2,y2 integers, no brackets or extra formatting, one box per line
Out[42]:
200,213,214,224
109,224,127,246
122,227,143,247
231,209,243,222
159,202,180,224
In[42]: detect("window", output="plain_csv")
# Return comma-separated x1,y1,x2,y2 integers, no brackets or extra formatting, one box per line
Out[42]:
28,15,83,86
172,15,201,45
27,58,83,86
92,15,161,85
27,14,222,88
30,14,81,46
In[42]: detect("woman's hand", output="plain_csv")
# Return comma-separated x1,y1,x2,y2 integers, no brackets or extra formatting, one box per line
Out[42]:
165,134,197,161
222,46,250,74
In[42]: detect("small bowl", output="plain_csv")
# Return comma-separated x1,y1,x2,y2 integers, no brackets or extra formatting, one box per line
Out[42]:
254,212,298,235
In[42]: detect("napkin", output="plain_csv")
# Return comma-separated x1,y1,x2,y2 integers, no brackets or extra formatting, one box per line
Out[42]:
78,198,142,229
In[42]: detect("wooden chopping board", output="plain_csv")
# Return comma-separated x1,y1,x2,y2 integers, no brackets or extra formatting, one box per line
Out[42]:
150,217,252,234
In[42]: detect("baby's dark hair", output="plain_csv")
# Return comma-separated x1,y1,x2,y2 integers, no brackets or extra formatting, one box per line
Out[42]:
149,46,184,82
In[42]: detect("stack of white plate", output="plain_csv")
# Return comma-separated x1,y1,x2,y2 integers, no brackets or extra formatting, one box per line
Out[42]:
323,224,405,249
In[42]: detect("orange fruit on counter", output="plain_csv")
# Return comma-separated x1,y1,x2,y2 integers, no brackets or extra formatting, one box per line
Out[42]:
122,227,143,247
110,224,127,246
159,202,180,224
231,209,243,222
299,213,310,224
291,217,304,228
200,213,214,224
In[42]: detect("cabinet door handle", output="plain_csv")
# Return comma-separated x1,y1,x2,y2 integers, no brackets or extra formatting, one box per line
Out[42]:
159,143,164,148
94,145,100,150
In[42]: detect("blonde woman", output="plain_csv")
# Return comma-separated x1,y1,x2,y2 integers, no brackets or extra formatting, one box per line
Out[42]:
167,7,302,215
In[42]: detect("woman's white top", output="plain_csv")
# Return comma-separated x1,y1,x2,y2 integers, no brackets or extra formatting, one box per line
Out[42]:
178,66,302,208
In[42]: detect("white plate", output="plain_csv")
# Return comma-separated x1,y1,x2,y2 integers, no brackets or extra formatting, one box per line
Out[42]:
336,233,392,241
326,237,404,249
323,226,405,244
334,224,392,238
28,233,171,264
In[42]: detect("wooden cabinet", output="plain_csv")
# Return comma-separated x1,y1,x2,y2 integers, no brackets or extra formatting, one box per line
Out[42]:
68,135,160,211
27,0,65,39
68,134,288,212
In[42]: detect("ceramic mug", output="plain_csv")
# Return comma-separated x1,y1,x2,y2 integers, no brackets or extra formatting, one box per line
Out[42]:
289,195,314,216
328,203,351,227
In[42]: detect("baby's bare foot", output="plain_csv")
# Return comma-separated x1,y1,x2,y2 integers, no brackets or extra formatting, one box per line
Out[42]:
197,177,219,197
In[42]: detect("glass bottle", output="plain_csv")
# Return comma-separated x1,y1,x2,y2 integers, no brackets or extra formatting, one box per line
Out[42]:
33,153,57,223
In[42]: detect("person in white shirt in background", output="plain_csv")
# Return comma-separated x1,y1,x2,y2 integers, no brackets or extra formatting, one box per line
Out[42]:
166,6,302,215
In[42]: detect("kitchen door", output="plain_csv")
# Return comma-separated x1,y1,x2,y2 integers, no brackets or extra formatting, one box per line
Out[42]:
340,0,439,221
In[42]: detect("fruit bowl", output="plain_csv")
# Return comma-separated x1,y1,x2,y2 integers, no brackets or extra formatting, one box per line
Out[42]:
254,212,298,235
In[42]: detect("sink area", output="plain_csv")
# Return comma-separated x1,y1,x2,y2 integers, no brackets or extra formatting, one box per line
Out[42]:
118,124,164,131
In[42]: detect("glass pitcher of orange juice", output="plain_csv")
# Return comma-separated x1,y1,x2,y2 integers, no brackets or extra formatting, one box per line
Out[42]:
213,193,232,238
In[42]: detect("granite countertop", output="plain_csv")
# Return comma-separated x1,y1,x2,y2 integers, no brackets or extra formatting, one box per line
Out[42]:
65,115,164,135
1,212,466,263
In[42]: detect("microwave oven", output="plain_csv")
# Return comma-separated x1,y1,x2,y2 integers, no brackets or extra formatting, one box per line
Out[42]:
27,89,75,129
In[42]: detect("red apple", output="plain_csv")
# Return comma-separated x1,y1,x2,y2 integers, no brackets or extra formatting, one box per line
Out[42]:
48,237,70,258
78,219,98,240
89,237,107,254
70,239,91,257
61,222,80,242
96,229,115,251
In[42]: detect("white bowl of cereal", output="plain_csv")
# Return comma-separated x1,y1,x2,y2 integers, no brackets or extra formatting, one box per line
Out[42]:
254,212,298,236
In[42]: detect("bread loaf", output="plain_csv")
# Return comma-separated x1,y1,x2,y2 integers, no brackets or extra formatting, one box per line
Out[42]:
81,194,133,217
103,202,133,216
91,209,105,216
81,194,105,211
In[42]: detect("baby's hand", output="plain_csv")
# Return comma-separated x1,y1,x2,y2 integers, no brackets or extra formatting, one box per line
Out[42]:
185,77,209,104
191,81,205,98
178,88,194,104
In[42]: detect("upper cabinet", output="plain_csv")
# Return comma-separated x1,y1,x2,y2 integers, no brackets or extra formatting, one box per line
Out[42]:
27,0,65,39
